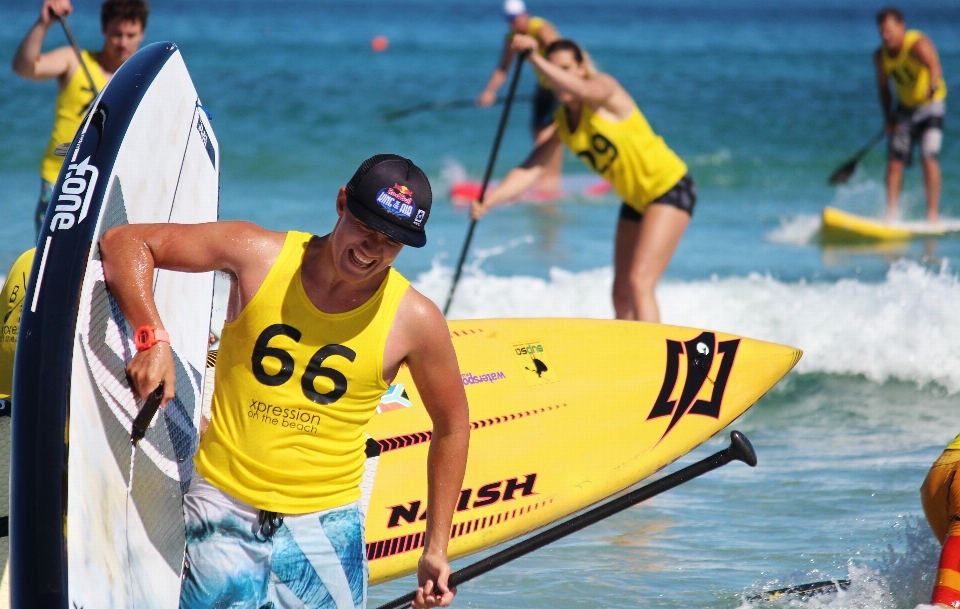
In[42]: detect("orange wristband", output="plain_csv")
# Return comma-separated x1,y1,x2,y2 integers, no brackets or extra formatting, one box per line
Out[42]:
134,326,170,352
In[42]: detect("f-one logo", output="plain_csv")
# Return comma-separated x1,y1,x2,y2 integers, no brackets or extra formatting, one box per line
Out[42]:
646,332,739,440
386,473,537,528
51,156,98,231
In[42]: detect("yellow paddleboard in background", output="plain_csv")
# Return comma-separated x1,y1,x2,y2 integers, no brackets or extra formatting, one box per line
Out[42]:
821,206,960,241
361,318,801,584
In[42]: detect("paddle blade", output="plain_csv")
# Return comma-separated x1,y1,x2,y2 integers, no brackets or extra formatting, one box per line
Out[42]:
828,158,858,185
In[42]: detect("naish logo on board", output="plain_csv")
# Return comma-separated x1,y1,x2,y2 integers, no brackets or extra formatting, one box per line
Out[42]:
386,473,537,528
50,156,98,231
646,331,740,442
376,184,416,219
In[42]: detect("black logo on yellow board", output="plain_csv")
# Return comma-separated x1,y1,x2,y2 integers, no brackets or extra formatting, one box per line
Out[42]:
513,341,558,385
646,332,740,440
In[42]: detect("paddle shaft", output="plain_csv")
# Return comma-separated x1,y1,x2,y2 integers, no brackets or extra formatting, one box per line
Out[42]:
442,51,529,316
55,14,99,97
374,431,757,609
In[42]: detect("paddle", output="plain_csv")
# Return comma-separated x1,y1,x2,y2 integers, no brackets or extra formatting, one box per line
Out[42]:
827,129,885,185
384,94,534,121
748,578,851,602
54,13,99,97
374,430,758,609
131,383,165,445
442,50,530,316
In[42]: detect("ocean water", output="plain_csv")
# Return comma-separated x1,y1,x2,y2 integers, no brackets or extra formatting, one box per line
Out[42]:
1,0,960,607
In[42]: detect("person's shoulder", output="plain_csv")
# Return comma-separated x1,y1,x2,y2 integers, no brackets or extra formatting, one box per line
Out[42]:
395,285,448,345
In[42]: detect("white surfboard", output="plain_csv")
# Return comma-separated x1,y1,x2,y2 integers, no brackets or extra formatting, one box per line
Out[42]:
11,42,218,609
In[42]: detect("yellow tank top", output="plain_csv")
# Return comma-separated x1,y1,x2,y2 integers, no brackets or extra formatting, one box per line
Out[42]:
554,103,688,212
881,30,947,110
0,249,36,399
508,16,553,89
947,433,960,451
195,231,411,513
40,50,108,184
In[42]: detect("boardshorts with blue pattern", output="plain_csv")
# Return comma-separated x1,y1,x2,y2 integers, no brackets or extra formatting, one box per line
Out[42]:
179,473,368,609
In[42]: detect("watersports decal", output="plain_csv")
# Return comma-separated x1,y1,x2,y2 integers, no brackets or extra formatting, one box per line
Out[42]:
513,340,558,385
366,496,554,562
376,183,416,219
387,473,538,528
377,383,412,413
370,403,568,455
449,327,484,338
461,370,506,386
646,332,740,442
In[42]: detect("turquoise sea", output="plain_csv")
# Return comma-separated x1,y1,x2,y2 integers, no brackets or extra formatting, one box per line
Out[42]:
1,0,960,607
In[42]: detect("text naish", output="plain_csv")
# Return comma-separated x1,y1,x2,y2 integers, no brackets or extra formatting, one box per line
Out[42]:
50,156,98,231
386,473,537,528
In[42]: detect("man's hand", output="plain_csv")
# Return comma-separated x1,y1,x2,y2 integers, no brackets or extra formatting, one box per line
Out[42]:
126,342,177,407
476,89,497,107
509,33,538,55
40,0,72,25
413,550,456,609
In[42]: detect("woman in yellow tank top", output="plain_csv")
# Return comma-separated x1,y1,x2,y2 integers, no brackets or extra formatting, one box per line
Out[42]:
472,38,694,323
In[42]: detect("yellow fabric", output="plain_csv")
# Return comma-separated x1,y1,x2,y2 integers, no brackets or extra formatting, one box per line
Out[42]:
948,434,960,451
881,30,947,109
40,50,108,184
0,249,36,399
195,231,410,513
554,103,688,212
509,16,553,88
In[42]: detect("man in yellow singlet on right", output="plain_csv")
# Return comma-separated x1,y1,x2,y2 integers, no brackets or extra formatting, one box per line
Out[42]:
873,7,947,222
477,0,563,195
100,155,469,609
12,0,148,237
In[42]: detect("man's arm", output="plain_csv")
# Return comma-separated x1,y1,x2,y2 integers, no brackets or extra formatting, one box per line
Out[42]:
477,36,515,106
100,220,284,404
910,35,944,99
534,20,559,48
391,291,470,609
12,0,77,84
874,49,894,129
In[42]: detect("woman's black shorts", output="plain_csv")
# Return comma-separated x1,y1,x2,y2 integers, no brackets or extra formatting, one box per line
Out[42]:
619,174,697,221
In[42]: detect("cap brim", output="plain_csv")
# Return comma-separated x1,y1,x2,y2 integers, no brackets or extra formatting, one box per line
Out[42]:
346,195,426,248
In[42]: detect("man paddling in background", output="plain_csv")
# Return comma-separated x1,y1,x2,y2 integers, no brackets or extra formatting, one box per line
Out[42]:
873,7,947,222
12,0,148,237
100,155,470,609
477,0,563,195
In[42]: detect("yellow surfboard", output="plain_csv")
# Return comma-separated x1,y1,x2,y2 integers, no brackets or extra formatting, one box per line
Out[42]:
361,318,801,584
822,206,960,241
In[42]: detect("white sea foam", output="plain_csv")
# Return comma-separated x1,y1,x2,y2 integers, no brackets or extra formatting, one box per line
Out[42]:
419,259,960,393
765,213,822,245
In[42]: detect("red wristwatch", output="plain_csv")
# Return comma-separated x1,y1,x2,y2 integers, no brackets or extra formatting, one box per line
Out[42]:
134,326,170,351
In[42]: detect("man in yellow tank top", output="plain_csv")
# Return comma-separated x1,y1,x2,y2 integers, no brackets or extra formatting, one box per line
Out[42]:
873,7,947,222
12,0,147,237
100,155,470,609
477,0,564,194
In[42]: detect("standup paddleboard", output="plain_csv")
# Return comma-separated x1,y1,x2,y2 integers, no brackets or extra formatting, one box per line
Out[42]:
11,42,218,609
451,174,612,206
822,206,960,241
360,318,800,583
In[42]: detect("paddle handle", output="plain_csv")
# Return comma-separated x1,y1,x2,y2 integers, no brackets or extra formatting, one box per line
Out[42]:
130,383,165,445
374,431,757,609
442,50,530,317
55,15,99,97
